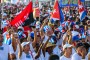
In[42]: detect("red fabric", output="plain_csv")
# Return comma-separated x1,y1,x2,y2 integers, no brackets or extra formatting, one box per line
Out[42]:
23,26,32,36
10,1,33,27
51,0,60,20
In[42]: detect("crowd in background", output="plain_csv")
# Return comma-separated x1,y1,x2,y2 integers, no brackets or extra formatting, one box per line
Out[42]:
0,1,90,60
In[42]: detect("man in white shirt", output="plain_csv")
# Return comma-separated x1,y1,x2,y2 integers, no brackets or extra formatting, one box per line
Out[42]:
0,34,10,60
18,42,34,60
60,44,72,60
71,43,88,60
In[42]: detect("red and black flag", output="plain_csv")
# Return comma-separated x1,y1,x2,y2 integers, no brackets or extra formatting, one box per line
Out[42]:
10,1,35,27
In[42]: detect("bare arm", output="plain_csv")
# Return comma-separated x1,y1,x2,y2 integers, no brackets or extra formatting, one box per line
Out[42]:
42,36,51,56
68,34,72,44
35,44,43,59
27,31,31,42
67,30,72,44
35,35,45,59
10,54,16,60
32,28,37,48
88,53,90,60
18,40,22,58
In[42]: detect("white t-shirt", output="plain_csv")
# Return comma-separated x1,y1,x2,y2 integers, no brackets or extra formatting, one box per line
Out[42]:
60,55,71,60
72,48,76,54
19,52,33,60
30,42,35,53
0,44,9,60
56,38,63,46
71,53,82,60
53,46,61,57
35,50,45,60
71,53,88,60
9,44,19,59
45,52,50,60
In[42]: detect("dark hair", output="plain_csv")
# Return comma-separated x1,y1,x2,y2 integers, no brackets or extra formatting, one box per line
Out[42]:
83,43,90,50
49,54,59,60
76,43,85,49
20,38,27,43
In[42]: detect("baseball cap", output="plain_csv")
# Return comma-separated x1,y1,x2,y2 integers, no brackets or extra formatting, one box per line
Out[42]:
36,21,41,29
18,26,24,31
21,42,30,48
63,44,72,50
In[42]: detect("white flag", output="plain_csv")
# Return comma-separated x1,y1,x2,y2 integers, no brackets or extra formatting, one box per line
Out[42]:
11,0,19,4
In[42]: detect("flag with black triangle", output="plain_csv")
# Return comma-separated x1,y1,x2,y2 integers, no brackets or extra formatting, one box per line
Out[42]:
10,1,35,27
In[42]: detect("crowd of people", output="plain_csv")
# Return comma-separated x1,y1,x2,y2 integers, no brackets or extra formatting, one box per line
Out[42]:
0,1,90,60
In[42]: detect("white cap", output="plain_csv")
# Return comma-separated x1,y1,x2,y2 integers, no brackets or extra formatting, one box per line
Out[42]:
2,13,7,16
63,44,72,50
75,25,79,29
21,42,29,48
36,25,40,29
36,21,41,29
18,26,24,31
36,21,41,25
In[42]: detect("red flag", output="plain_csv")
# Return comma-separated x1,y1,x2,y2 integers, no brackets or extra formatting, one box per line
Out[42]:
51,0,60,20
10,1,33,27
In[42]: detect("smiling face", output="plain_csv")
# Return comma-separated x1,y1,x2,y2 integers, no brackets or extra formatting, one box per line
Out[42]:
64,47,72,55
23,44,30,52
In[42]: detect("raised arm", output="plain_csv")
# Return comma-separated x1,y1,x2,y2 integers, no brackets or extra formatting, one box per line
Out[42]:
32,28,37,48
17,40,22,58
67,30,72,44
27,31,31,42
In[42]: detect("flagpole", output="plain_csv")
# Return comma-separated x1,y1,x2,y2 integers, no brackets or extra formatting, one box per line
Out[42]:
1,0,4,29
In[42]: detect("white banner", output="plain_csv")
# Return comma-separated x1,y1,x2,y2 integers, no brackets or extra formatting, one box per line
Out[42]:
11,0,19,4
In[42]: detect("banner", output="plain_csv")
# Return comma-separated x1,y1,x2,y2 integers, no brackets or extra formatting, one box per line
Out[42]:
11,0,19,4
60,0,78,7
10,1,34,27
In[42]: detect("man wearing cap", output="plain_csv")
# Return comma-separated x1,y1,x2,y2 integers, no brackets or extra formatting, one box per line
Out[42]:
71,43,88,60
60,44,72,60
44,42,56,60
18,42,34,60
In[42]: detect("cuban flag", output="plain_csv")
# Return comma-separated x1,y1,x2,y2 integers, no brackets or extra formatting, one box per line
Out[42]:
1,20,9,29
51,0,64,23
3,33,12,45
78,0,86,21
